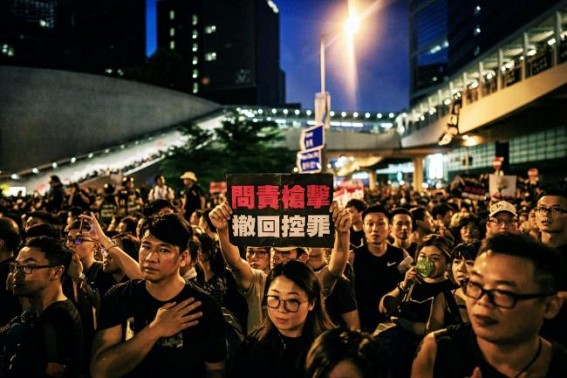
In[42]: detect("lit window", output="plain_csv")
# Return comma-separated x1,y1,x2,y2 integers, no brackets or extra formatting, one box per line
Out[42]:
170,41,175,50
192,43,198,52
193,69,198,79
205,52,217,61
192,30,199,39
169,10,175,20
170,28,175,37
205,25,217,34
192,15,198,26
192,56,198,65
193,83,199,94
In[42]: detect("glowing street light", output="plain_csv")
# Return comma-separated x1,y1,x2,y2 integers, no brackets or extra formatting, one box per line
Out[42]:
312,11,361,173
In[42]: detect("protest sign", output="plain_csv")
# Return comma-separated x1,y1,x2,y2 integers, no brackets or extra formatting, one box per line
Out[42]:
228,173,334,247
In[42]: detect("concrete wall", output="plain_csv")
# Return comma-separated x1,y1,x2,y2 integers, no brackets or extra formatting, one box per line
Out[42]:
0,66,220,172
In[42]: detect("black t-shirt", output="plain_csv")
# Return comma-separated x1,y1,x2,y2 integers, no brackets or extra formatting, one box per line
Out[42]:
1,300,84,378
98,279,226,378
0,257,21,326
349,228,365,248
434,323,567,378
395,280,456,324
353,244,405,332
314,268,357,329
183,184,205,220
541,244,567,347
232,330,311,378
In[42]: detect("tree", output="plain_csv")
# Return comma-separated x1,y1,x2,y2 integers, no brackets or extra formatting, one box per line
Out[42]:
159,113,296,192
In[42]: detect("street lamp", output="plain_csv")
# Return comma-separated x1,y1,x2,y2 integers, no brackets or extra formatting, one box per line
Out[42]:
316,12,361,172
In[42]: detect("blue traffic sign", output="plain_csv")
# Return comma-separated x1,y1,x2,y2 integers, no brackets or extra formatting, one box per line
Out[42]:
300,124,324,151
297,149,322,173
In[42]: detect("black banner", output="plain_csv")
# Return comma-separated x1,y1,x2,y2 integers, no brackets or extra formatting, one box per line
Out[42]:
227,173,334,248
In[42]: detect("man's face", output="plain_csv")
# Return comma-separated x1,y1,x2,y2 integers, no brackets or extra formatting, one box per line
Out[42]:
66,229,96,261
363,213,390,245
270,248,301,270
346,207,362,224
102,240,122,274
440,211,454,227
245,247,270,272
183,178,194,187
391,214,412,241
139,232,186,283
156,176,165,186
306,248,328,271
465,253,555,344
417,211,436,233
535,195,567,234
486,212,518,237
12,247,61,297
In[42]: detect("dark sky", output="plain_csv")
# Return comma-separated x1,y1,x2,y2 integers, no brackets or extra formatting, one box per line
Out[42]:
279,0,409,112
146,0,409,113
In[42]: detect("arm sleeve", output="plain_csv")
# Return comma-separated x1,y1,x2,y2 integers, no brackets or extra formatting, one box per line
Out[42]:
97,284,127,331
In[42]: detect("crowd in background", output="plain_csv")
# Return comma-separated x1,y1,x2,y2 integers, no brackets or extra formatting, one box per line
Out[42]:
0,168,566,378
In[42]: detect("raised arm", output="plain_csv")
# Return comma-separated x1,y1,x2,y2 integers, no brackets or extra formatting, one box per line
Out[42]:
80,213,143,280
318,203,352,295
208,202,255,290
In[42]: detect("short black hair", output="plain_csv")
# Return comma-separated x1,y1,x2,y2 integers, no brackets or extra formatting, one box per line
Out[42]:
432,203,453,219
537,187,567,202
0,217,22,251
143,199,176,217
362,204,390,222
139,214,193,252
25,236,72,274
389,207,412,222
345,199,367,212
451,241,480,261
479,232,561,293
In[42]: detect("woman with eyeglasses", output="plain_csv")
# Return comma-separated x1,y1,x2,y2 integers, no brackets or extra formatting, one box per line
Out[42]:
426,241,480,334
231,260,334,378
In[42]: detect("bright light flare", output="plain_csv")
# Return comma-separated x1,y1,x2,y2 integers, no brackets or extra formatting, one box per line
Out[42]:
344,15,360,38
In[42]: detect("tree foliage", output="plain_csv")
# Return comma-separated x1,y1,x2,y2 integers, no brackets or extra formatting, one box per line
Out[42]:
159,114,296,191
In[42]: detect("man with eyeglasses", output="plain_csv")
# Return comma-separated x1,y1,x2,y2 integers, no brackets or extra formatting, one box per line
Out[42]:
1,236,84,377
412,232,567,378
485,201,519,238
535,188,567,348
65,219,116,364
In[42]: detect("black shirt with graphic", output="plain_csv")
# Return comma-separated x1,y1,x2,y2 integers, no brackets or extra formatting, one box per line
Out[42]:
98,280,226,378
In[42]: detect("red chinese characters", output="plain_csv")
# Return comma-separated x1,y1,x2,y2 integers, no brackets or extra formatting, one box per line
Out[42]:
232,185,255,209
257,185,280,209
282,185,305,209
306,185,331,209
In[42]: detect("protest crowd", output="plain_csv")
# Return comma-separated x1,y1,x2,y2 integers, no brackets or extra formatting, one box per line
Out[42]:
1,168,567,378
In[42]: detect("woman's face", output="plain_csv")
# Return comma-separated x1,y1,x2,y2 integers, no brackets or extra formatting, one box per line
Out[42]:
417,245,449,279
460,223,479,243
451,255,474,285
266,276,313,338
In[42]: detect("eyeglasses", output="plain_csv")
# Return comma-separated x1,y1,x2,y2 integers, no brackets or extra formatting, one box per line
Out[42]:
246,249,269,257
9,263,58,275
265,295,307,313
488,218,518,226
66,237,94,246
463,281,553,309
534,206,567,217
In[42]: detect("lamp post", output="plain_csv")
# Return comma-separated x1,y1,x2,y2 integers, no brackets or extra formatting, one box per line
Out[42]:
316,13,360,173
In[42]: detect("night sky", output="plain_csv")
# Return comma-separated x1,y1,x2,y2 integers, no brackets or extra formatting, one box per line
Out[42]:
146,0,409,113
279,0,409,113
